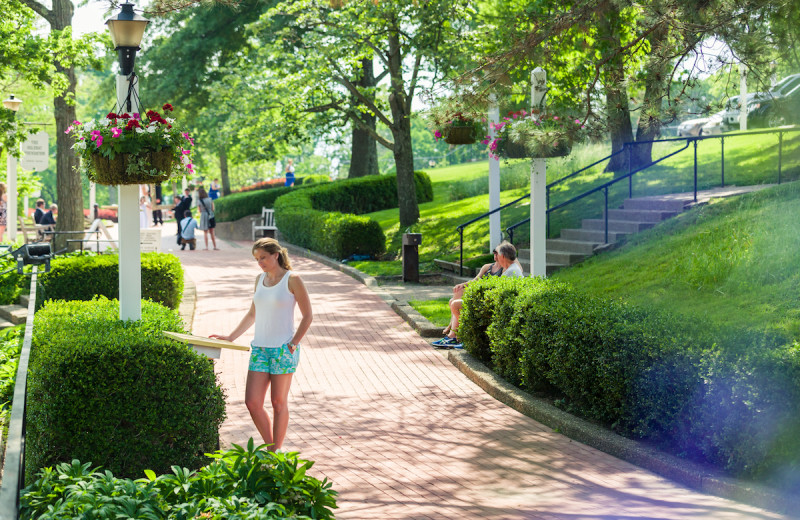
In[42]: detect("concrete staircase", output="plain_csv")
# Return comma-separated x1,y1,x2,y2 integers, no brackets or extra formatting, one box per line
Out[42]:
0,294,30,330
517,195,691,275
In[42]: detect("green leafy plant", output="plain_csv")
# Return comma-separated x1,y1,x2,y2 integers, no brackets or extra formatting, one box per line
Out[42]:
0,326,22,428
66,104,194,185
20,439,338,519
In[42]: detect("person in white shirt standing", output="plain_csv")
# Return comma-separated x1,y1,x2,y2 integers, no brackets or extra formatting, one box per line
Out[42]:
211,238,312,452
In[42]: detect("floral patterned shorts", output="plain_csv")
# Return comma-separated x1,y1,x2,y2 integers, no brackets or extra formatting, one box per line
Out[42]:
249,344,300,374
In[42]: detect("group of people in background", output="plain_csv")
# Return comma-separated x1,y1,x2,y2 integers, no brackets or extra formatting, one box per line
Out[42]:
173,183,219,251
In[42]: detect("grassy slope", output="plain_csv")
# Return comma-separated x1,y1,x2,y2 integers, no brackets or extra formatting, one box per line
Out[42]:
352,130,800,277
553,181,800,339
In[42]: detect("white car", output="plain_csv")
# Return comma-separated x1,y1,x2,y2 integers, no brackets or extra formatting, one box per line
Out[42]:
676,116,710,137
700,111,726,135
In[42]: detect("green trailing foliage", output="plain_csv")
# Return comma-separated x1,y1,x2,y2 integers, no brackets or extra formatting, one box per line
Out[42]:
37,252,184,310
459,276,800,483
274,172,433,260
20,440,338,519
25,297,226,481
0,326,22,428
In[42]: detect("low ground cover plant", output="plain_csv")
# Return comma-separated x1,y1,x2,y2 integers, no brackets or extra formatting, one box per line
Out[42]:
37,252,184,309
26,297,225,481
20,440,338,519
458,275,800,485
0,326,22,434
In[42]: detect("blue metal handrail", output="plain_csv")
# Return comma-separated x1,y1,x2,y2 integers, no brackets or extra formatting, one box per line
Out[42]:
503,126,799,246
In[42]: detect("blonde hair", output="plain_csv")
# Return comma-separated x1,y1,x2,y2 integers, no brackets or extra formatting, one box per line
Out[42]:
0,183,6,198
252,237,292,270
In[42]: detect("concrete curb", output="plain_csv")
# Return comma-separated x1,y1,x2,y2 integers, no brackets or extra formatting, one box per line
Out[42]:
243,241,800,516
446,350,800,516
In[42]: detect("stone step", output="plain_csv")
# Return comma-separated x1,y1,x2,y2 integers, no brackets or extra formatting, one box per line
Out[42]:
0,317,14,330
19,294,31,308
582,219,656,234
519,248,587,265
516,258,563,277
0,304,28,325
560,228,629,243
622,198,690,212
606,208,678,222
545,238,598,255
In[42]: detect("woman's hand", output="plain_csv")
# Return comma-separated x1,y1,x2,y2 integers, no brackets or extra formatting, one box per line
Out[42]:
209,334,231,341
284,342,297,354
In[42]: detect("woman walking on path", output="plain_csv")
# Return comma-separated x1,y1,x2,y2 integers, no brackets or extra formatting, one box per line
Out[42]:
211,238,312,452
196,186,218,250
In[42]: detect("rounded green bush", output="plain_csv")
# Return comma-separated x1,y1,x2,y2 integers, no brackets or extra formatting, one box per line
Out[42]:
37,252,184,309
26,297,226,481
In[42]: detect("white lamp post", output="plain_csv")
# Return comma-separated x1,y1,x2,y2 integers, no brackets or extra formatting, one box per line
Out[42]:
530,68,547,277
106,3,149,321
488,94,501,251
3,95,22,243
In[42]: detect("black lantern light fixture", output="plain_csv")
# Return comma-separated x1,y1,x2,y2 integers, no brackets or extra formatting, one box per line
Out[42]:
105,2,150,76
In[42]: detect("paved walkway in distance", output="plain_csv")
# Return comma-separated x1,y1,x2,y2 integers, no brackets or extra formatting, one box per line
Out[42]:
166,229,786,520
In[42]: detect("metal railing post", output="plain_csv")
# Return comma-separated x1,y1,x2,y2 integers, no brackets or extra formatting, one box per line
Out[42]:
720,136,725,187
693,139,698,202
627,144,633,198
459,229,463,277
546,185,551,239
778,131,783,185
604,187,609,244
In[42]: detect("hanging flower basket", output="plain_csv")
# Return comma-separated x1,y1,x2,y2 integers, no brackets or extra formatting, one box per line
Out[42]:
89,149,174,186
67,103,194,186
503,140,529,159
443,125,478,145
530,141,572,159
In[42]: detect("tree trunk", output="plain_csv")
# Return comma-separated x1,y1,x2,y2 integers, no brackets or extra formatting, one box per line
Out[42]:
349,58,378,178
52,0,82,250
387,32,418,227
599,8,634,174
219,144,231,195
632,21,671,169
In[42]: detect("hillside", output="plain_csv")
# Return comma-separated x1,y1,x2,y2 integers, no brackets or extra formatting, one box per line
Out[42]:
553,181,800,339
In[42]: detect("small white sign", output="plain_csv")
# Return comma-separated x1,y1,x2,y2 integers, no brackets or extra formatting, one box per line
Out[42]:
21,131,49,171
139,229,162,253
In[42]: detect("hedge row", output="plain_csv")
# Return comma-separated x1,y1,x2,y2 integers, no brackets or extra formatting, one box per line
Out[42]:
216,176,330,222
26,297,226,481
37,252,184,309
274,172,433,260
459,276,800,482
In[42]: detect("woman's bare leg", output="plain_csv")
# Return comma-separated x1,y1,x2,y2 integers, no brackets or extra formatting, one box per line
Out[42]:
210,228,218,249
203,230,209,249
450,299,463,337
270,373,294,450
245,371,273,446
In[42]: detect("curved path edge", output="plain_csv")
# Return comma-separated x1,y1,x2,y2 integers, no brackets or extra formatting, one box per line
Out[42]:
273,240,800,516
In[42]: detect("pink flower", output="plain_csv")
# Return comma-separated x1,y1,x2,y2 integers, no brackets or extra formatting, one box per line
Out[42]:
111,128,122,138
575,119,581,124
181,149,191,155
434,130,442,139
65,126,73,134
72,120,81,125
90,130,104,147
553,116,559,121
132,113,141,120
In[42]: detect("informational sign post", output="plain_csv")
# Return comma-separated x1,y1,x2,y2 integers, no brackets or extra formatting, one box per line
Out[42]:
20,131,49,172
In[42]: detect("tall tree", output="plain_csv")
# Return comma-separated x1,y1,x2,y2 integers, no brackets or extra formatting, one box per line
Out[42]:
348,58,379,178
249,0,477,226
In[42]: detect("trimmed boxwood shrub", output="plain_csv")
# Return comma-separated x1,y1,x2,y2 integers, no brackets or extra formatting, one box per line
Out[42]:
214,186,297,222
274,172,433,260
26,297,226,481
37,252,184,309
460,276,800,480
21,441,338,520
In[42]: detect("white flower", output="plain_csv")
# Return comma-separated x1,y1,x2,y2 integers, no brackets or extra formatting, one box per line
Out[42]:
104,118,115,127
166,117,175,124
181,155,190,165
72,141,86,150
135,127,145,134
147,125,157,134
83,120,96,132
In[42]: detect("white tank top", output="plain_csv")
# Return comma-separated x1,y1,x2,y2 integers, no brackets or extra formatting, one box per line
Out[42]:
251,271,296,348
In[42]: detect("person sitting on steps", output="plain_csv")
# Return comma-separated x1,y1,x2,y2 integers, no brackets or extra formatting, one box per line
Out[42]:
431,241,523,350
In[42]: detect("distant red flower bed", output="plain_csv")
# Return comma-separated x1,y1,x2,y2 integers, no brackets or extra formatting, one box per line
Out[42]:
234,178,285,193
84,207,119,222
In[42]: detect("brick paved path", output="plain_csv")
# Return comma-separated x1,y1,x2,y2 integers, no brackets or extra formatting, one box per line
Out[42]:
173,236,785,520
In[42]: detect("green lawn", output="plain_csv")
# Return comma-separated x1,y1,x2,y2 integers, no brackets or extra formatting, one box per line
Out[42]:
410,181,800,340
355,128,800,277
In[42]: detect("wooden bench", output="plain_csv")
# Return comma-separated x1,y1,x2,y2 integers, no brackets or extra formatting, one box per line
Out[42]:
252,207,277,241
18,217,51,244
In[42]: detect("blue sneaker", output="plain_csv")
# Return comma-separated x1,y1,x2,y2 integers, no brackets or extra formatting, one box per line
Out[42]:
432,337,459,349
431,336,452,347
451,341,464,349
